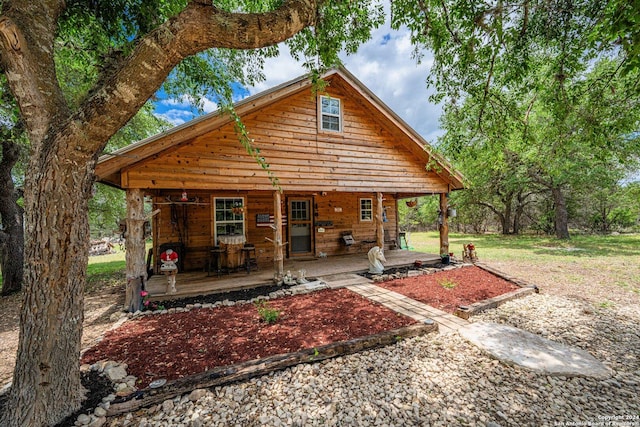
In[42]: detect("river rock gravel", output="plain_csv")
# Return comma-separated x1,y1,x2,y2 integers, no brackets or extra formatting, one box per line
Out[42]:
106,293,640,426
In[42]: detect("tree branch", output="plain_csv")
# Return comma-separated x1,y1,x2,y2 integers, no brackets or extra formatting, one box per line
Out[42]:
60,0,322,159
0,0,68,141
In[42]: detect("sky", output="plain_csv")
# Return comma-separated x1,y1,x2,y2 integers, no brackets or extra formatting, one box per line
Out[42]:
153,13,445,144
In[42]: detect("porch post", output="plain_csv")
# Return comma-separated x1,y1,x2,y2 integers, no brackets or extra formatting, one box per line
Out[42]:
273,190,284,281
439,192,449,257
376,192,384,248
124,188,147,312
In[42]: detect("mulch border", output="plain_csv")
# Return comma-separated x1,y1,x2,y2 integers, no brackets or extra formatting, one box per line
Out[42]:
105,321,437,416
453,262,540,319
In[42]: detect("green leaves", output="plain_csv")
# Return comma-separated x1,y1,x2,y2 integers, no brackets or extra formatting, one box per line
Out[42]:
286,0,385,73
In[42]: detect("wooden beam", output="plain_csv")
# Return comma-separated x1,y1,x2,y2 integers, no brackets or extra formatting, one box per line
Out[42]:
273,190,284,281
439,193,449,256
376,192,384,248
125,188,147,312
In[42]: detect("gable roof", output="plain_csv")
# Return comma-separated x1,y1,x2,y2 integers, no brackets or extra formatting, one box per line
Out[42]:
96,67,465,193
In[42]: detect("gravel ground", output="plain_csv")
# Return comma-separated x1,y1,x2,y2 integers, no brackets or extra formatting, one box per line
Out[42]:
105,292,640,427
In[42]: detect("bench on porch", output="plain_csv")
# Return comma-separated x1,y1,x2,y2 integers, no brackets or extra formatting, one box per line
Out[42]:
340,230,398,252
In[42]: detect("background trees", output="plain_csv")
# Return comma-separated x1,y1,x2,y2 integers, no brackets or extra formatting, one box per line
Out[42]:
390,0,640,238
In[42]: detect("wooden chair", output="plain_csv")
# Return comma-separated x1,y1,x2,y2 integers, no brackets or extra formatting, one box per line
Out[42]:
207,246,228,277
241,243,258,274
384,230,397,249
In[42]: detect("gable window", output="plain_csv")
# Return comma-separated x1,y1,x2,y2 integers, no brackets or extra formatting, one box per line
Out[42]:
214,197,245,242
320,95,342,132
360,198,373,222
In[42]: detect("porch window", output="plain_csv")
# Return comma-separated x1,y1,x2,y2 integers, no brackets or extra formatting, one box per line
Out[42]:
214,197,245,242
360,198,373,221
320,95,342,132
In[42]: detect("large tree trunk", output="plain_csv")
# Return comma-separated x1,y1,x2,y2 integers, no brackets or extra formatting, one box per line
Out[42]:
1,141,93,426
552,186,570,239
0,139,24,296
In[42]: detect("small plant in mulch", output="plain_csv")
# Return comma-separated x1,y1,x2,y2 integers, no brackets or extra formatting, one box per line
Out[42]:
255,301,281,324
141,290,165,312
437,278,459,289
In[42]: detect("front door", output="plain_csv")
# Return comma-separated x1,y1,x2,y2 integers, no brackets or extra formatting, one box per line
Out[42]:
288,198,313,257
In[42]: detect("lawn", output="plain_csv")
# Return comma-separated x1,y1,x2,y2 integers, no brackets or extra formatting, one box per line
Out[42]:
407,231,640,296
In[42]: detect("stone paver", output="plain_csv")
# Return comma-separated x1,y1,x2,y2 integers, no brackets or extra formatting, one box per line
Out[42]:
320,274,469,334
459,322,612,379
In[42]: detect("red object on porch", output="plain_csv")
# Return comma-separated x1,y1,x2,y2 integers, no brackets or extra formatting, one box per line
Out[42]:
161,250,178,262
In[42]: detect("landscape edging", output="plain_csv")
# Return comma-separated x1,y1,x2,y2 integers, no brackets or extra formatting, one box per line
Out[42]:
106,321,437,417
454,262,540,319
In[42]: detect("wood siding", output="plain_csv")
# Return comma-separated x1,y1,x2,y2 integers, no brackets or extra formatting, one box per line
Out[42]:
152,191,398,272
122,81,448,194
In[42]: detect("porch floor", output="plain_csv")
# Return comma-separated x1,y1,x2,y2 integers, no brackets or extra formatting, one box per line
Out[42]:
146,249,440,300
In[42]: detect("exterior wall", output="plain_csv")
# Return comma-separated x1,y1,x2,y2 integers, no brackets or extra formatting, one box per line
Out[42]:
152,190,398,272
122,81,448,194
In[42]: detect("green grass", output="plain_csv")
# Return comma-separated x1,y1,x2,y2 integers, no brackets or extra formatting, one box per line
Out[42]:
406,231,640,295
406,231,640,263
86,250,126,293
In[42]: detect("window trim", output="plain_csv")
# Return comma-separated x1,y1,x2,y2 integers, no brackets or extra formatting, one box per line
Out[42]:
359,198,373,222
212,196,246,243
319,95,342,133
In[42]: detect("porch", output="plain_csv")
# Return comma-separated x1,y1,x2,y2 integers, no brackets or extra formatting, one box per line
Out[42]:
146,249,440,300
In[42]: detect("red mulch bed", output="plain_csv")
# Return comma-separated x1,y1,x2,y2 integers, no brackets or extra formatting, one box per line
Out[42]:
81,288,415,388
378,265,519,313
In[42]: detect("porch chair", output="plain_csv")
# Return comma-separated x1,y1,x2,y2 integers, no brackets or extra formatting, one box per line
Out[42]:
241,243,258,274
207,245,228,277
384,230,397,249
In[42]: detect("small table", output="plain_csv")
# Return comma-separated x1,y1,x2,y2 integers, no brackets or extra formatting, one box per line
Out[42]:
218,235,245,271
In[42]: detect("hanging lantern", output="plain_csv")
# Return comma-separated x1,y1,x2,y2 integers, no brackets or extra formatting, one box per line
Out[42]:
180,191,188,202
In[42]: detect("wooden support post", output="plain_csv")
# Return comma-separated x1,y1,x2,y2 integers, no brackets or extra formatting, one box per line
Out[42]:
273,190,284,281
125,188,147,312
439,192,449,257
376,192,384,248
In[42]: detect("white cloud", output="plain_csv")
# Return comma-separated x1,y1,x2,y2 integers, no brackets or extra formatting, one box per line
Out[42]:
200,97,218,113
155,108,194,126
249,14,442,144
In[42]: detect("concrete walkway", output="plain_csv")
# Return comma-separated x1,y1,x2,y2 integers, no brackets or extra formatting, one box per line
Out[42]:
319,273,612,380
320,273,469,334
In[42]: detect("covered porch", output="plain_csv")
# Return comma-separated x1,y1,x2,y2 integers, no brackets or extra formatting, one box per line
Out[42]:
146,249,440,300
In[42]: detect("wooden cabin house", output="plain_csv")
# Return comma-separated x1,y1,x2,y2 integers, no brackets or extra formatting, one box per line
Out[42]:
96,67,464,307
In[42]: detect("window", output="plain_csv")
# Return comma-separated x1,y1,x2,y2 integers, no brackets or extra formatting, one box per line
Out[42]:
360,198,373,221
320,95,342,132
214,197,245,241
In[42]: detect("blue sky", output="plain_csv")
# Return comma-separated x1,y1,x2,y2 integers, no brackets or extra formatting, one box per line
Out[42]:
153,15,444,144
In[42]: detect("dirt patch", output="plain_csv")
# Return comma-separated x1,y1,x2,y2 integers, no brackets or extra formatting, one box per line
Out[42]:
0,285,124,387
377,265,520,313
81,288,415,388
